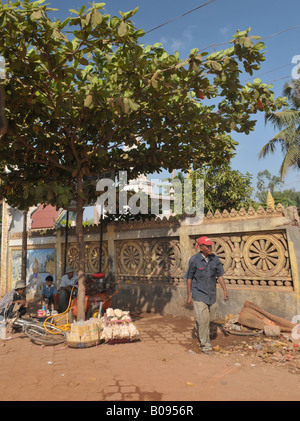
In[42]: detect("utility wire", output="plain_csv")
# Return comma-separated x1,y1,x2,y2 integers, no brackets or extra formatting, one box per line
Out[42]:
198,24,300,54
242,64,292,83
261,24,300,40
266,75,292,84
145,0,215,34
144,3,300,85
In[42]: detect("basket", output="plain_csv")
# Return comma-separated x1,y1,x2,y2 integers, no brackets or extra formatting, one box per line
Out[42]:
108,338,131,344
67,339,101,349
66,318,103,348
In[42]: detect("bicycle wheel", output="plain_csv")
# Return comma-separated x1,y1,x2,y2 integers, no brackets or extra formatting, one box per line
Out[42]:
24,323,66,345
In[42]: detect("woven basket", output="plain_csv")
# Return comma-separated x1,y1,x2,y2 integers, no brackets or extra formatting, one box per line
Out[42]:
67,339,101,349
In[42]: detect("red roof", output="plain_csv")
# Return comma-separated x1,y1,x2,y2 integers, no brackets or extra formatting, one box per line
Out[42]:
31,204,60,229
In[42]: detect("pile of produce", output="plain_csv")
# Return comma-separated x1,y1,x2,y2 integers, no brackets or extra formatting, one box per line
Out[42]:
100,308,140,343
66,308,140,347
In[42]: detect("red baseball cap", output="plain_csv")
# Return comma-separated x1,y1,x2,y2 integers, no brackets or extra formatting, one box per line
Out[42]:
196,236,214,248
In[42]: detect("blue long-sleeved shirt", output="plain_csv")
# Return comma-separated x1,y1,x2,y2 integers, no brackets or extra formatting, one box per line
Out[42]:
186,252,224,305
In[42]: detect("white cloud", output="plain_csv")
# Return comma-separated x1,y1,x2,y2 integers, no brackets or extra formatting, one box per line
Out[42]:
219,26,230,36
171,39,185,51
160,25,196,53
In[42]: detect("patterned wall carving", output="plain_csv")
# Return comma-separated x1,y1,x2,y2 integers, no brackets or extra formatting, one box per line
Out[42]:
62,242,109,274
61,230,292,289
116,238,183,285
191,231,292,288
4,200,298,301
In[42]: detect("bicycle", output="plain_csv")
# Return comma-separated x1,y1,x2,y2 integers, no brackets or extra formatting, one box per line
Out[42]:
8,315,66,346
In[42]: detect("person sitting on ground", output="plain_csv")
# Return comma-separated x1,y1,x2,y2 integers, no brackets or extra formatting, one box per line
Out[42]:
58,266,77,313
41,275,57,316
0,280,28,319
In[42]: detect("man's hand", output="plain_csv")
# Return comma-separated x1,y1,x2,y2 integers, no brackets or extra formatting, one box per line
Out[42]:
15,299,27,307
187,294,193,307
186,278,193,306
218,276,229,301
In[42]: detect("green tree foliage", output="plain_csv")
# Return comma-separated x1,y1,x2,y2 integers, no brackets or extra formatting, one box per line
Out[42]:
0,1,286,319
256,169,300,212
259,79,300,178
172,165,254,214
255,169,283,203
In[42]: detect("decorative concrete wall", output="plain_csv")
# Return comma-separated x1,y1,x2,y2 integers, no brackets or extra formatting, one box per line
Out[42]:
2,202,300,321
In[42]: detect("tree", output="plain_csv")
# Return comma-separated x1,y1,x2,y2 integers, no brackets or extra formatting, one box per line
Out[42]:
273,189,300,213
259,79,300,178
0,1,286,320
196,165,255,213
255,169,283,203
256,169,300,212
170,165,255,214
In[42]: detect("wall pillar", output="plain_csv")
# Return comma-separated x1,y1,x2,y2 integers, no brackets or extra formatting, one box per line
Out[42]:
106,224,115,279
0,200,8,296
55,228,62,287
179,226,193,275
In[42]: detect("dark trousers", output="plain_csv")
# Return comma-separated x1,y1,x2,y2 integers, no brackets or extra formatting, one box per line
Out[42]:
42,295,55,306
58,289,70,313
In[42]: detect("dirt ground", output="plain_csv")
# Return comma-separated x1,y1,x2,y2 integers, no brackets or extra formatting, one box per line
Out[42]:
0,299,300,403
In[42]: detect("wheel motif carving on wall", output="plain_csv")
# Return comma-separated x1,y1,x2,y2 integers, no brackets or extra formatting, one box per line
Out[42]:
66,245,79,271
88,244,108,273
152,241,181,275
210,238,231,271
119,242,144,274
243,234,285,276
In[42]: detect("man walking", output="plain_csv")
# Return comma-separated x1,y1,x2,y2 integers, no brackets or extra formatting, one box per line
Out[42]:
186,236,229,353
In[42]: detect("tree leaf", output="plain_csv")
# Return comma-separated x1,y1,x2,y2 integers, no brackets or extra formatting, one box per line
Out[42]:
118,21,127,37
84,94,94,108
78,56,89,66
91,9,102,28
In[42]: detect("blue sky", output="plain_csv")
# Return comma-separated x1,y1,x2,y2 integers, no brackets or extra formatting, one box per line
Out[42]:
46,0,300,196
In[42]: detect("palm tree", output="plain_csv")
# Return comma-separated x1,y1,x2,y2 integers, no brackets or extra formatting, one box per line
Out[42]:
259,79,300,178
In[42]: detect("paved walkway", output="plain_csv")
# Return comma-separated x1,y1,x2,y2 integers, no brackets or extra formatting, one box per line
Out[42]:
0,312,299,402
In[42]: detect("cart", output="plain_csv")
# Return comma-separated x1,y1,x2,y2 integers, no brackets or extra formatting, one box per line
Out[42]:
70,273,122,320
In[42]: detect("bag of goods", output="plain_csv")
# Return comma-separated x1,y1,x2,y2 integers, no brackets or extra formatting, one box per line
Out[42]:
105,308,131,321
100,308,140,343
66,318,104,346
100,325,113,342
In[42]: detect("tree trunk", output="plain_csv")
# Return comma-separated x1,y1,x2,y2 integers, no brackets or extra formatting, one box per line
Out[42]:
76,175,86,321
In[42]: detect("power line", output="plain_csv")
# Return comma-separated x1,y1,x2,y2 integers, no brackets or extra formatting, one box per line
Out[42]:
242,64,292,83
144,4,300,85
265,75,292,84
198,23,300,54
261,24,300,40
145,0,215,34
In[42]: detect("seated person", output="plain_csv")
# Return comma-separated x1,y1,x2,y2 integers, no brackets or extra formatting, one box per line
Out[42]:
58,266,77,313
41,275,57,316
0,280,28,319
